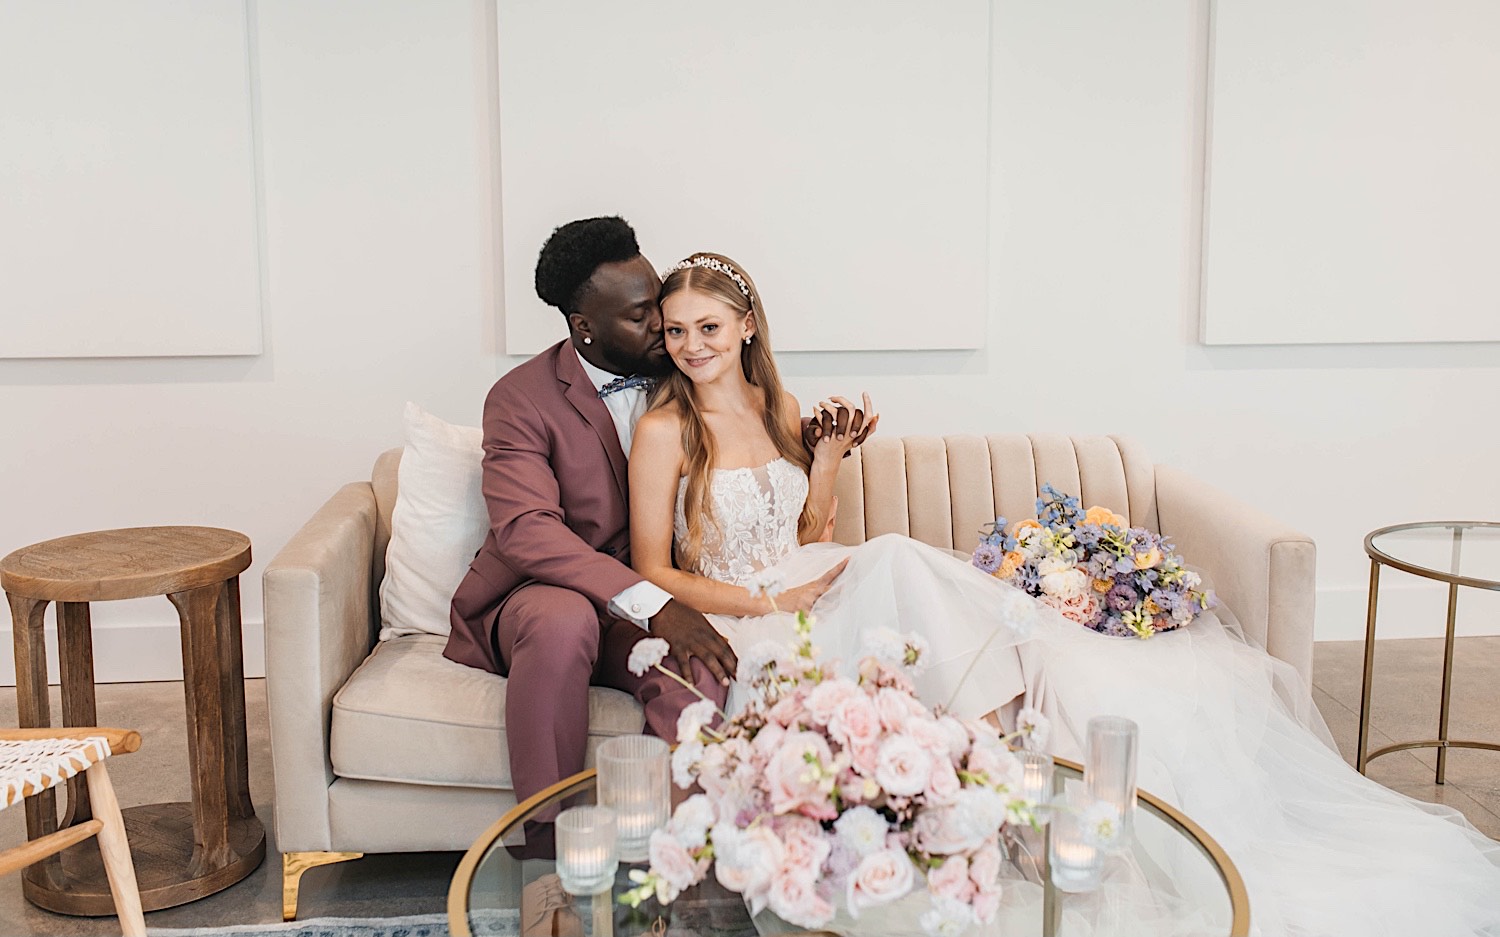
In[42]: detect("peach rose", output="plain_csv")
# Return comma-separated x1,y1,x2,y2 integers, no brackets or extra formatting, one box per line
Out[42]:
767,731,835,817
995,551,1025,578
829,693,883,751
847,848,915,917
768,870,835,929
928,854,975,903
1041,591,1101,626
1084,506,1127,528
1012,518,1043,534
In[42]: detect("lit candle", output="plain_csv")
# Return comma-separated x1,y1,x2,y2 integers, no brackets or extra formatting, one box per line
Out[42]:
598,735,671,862
557,806,618,896
1019,751,1055,822
1048,792,1104,893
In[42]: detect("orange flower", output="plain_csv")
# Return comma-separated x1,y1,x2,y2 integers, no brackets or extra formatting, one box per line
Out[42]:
1013,518,1043,534
995,551,1025,578
1084,506,1127,529
1092,578,1113,593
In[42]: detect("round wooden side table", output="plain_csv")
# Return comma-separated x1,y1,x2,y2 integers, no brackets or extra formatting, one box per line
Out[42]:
2,526,264,915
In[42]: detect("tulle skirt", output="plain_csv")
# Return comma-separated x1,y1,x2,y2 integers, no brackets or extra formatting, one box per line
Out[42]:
1021,600,1500,936
704,533,1035,720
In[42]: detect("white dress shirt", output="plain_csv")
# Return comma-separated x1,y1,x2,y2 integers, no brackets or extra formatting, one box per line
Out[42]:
575,348,672,628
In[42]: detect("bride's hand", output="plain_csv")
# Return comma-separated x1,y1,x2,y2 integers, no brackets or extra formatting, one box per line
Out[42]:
811,394,879,460
771,558,849,614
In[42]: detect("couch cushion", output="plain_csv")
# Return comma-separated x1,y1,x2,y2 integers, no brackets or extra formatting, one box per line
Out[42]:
330,634,646,789
378,403,487,641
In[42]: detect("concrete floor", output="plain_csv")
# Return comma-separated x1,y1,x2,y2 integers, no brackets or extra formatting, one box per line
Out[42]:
1,636,1498,934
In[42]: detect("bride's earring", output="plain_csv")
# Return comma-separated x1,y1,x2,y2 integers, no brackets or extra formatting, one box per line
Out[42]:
744,336,752,345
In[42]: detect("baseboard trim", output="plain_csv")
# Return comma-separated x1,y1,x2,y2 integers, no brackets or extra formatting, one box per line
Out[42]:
0,618,266,686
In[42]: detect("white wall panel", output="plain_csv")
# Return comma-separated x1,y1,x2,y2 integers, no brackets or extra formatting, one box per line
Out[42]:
1202,0,1500,344
0,0,262,357
496,0,990,353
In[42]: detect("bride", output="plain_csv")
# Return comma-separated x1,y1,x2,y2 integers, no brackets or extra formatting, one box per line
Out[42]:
628,252,1034,720
629,251,1500,936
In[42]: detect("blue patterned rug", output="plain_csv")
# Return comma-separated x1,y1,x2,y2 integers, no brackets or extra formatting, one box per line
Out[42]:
148,910,517,937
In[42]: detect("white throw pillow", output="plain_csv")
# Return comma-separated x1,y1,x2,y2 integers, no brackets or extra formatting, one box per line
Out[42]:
378,402,488,641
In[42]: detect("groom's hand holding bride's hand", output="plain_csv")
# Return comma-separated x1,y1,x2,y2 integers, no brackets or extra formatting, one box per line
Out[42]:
649,598,738,686
803,393,879,456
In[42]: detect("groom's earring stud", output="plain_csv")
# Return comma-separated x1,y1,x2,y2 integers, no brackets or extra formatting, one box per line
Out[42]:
583,337,592,345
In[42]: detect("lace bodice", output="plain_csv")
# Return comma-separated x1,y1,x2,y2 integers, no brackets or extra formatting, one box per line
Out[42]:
673,458,809,586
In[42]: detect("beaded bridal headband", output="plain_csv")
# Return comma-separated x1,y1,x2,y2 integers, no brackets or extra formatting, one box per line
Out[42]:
663,255,753,302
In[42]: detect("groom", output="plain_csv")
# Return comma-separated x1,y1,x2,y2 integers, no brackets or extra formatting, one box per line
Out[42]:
445,216,735,854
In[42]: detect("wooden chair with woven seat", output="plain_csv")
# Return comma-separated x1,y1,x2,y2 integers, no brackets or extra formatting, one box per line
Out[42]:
0,727,146,936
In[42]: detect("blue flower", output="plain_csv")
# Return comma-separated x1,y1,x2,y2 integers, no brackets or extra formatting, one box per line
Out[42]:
972,542,1003,574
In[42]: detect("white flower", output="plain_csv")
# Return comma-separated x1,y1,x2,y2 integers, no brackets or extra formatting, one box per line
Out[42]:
833,805,890,857
846,847,915,917
737,640,794,685
920,895,977,937
861,627,907,664
628,637,670,676
1080,800,1122,849
862,628,929,672
874,735,934,798
745,566,787,598
1016,706,1050,751
1039,566,1089,600
672,739,704,788
676,698,717,744
670,793,717,850
952,786,1009,847
648,828,702,900
716,825,784,913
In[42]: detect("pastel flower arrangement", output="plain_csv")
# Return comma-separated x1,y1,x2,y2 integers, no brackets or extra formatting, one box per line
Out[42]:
621,612,1049,936
971,484,1215,639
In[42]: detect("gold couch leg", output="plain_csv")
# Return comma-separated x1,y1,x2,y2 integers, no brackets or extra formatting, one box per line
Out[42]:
283,850,363,920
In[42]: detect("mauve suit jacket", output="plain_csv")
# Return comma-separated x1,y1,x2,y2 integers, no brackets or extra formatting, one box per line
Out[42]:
444,340,646,674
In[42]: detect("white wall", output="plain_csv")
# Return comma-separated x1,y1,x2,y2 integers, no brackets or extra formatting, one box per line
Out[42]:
3,0,1497,684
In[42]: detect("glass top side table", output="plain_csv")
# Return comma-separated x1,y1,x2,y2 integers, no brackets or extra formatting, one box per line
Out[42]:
1359,522,1500,781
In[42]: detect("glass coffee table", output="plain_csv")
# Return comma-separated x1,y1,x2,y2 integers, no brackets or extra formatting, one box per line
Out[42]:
1359,522,1500,781
448,757,1249,937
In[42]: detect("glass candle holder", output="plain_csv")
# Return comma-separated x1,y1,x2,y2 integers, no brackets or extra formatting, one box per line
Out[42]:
597,734,670,862
1084,715,1138,848
556,806,618,896
1019,751,1055,825
1048,793,1104,893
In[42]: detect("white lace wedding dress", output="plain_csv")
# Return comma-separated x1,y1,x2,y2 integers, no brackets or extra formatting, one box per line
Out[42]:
674,458,1034,719
676,458,1500,937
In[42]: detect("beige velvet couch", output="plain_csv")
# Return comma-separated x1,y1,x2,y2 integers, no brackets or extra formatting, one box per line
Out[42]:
262,433,1315,918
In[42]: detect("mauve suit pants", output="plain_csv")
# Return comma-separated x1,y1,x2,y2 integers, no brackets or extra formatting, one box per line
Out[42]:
494,582,726,817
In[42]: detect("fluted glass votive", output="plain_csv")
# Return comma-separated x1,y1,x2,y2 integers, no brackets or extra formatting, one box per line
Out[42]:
556,806,618,896
1019,751,1055,825
1048,791,1104,893
597,734,670,862
1084,715,1138,849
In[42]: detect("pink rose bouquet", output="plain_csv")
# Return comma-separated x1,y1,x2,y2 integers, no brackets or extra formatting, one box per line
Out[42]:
621,614,1045,936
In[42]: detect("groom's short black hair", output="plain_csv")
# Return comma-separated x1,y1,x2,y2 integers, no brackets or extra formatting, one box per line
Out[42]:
534,216,641,315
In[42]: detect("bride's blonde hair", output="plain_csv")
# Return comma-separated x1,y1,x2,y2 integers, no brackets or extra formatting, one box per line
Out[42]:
651,252,816,573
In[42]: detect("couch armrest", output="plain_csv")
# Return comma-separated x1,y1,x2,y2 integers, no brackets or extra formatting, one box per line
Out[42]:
262,481,379,853
1154,465,1317,687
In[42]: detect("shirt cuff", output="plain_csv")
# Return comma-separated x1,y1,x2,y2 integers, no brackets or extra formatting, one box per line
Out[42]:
609,581,673,629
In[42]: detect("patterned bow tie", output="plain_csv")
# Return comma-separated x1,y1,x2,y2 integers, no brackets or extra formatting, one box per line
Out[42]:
598,374,654,398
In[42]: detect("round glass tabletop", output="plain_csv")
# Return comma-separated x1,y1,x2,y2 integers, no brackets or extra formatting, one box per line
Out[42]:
1365,522,1500,590
448,758,1249,937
